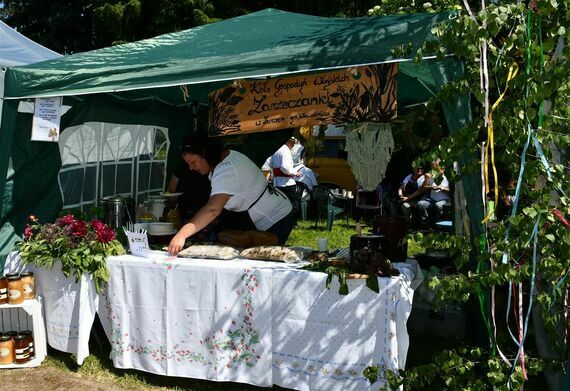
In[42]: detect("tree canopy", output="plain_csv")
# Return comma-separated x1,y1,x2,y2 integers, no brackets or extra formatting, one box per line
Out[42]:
0,0,383,53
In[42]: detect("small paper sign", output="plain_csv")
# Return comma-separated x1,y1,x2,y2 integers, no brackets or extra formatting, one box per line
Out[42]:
31,97,63,142
124,226,150,258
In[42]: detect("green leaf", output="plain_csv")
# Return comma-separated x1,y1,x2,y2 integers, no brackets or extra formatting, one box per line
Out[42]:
366,274,379,294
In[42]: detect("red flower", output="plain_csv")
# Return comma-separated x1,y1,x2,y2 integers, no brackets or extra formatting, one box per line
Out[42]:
24,225,33,239
91,219,105,231
57,214,76,227
70,220,87,237
97,226,116,243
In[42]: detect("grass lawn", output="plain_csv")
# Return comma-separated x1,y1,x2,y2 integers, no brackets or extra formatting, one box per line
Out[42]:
286,218,355,249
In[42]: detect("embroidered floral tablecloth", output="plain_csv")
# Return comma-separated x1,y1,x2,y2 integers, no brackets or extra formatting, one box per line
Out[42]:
98,254,274,385
6,250,415,389
98,253,414,390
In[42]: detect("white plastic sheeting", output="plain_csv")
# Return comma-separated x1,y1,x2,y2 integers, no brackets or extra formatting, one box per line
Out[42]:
58,122,169,210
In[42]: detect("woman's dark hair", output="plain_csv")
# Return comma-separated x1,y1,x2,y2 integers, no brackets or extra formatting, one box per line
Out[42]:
180,134,225,168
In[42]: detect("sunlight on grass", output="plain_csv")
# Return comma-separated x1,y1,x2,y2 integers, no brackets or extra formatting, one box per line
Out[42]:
287,217,421,258
286,218,359,249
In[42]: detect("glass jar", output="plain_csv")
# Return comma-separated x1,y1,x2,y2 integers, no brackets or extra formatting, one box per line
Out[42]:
166,208,182,230
6,273,23,305
4,331,17,339
0,334,15,365
13,334,29,364
0,276,8,304
20,272,35,300
19,330,34,359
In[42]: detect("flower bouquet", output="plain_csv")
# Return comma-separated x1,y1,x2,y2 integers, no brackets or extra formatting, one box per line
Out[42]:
17,215,125,292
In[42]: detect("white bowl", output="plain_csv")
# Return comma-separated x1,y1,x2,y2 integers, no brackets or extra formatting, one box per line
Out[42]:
147,222,175,236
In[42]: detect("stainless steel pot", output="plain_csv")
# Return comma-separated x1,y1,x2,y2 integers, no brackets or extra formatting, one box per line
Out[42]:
100,195,135,230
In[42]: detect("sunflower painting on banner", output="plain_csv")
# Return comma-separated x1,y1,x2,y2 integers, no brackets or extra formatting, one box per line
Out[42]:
208,64,398,136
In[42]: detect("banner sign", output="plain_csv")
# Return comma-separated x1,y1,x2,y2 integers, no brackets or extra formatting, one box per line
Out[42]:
208,64,397,136
31,97,63,142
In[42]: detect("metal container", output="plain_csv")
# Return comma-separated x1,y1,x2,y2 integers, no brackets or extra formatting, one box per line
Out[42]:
373,215,409,261
349,234,386,257
100,195,135,230
348,234,387,274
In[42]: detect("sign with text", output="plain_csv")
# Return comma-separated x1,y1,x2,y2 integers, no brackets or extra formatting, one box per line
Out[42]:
124,229,150,258
208,64,397,136
31,97,63,142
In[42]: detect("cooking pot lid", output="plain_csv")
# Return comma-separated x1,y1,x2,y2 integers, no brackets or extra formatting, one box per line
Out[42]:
101,195,133,203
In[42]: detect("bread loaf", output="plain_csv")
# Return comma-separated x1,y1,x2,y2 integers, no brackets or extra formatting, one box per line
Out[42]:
240,246,304,263
178,245,239,260
217,229,252,249
246,230,279,247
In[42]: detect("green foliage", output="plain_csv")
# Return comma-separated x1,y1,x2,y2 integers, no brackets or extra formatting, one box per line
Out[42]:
366,0,570,388
367,0,460,17
92,0,219,48
16,214,125,292
301,260,383,295
408,231,472,270
0,0,97,53
367,347,546,390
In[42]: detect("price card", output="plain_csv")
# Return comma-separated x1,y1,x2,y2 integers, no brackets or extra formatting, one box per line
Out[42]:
124,230,150,258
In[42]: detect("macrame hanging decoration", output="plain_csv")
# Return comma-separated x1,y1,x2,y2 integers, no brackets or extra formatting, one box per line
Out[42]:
345,122,394,191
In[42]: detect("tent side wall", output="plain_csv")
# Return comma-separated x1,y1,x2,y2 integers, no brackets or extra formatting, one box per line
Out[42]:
428,57,482,237
0,94,197,232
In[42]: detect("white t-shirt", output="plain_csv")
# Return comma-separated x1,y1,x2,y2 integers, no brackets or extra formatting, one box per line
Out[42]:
402,174,426,191
269,144,296,187
427,174,451,202
295,165,318,191
210,150,292,231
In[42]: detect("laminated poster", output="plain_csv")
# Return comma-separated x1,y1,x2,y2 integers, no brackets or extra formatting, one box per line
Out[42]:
31,97,63,142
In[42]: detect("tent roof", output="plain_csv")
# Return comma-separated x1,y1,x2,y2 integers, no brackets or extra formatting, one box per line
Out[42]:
4,9,451,100
0,20,60,67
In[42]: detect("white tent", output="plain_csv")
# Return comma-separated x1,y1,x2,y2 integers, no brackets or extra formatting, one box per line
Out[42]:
0,20,61,67
0,20,61,132
0,21,61,267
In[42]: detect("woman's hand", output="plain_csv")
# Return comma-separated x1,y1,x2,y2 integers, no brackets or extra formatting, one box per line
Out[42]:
167,193,231,255
168,232,187,255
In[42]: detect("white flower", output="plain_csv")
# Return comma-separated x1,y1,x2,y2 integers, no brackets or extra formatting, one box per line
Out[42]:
374,5,381,10
423,2,433,8
368,8,374,14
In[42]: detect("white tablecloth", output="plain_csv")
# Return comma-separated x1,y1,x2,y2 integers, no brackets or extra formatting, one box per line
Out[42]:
4,251,98,365
4,250,416,390
99,253,275,385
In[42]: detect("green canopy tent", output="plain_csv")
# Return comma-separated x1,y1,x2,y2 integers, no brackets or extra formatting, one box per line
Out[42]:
0,9,482,264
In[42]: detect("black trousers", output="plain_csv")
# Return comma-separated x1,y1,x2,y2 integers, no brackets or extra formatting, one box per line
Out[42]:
276,185,299,221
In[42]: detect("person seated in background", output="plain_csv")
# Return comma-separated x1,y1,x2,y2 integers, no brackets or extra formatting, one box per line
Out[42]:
416,159,451,227
167,143,212,224
397,164,429,225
